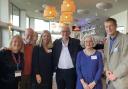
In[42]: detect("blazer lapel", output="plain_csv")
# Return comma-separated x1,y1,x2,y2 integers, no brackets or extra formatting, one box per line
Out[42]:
58,39,62,58
68,38,73,60
106,38,110,62
109,33,121,56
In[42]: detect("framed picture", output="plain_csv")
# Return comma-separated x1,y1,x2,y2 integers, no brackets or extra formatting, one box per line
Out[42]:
72,26,81,31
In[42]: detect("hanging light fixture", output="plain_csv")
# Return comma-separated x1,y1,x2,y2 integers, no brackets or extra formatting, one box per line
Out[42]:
61,0,76,13
59,12,73,24
43,5,57,19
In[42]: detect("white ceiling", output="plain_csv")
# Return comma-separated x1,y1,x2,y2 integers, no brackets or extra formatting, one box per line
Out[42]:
11,0,128,22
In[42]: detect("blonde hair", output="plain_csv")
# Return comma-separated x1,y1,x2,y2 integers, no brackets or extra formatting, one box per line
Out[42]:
38,30,53,48
9,35,23,51
81,35,96,48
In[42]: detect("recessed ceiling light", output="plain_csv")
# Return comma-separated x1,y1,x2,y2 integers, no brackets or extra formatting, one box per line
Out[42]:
42,4,47,8
35,10,39,13
96,2,113,10
77,9,89,14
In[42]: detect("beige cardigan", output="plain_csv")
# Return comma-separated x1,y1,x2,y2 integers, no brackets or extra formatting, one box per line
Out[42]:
104,32,128,89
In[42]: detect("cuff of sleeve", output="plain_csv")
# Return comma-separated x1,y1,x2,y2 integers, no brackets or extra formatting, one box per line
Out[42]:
113,70,120,79
93,80,97,84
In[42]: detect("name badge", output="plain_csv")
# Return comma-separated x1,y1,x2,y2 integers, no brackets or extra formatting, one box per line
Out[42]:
91,55,97,60
15,70,21,77
113,47,118,52
48,49,52,53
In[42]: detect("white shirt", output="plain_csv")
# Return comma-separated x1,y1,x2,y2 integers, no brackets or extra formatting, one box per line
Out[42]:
58,41,74,69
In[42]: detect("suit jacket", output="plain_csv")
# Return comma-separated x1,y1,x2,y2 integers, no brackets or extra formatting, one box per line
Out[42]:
104,32,128,89
52,37,82,70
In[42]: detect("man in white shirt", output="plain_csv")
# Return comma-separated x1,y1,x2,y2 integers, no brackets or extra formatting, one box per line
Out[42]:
53,25,82,89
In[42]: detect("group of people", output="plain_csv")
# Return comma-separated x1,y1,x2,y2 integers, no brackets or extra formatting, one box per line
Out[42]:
0,17,128,89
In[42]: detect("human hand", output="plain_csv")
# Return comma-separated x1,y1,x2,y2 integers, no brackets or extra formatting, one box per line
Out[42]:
88,81,96,89
106,70,112,80
0,47,10,51
108,73,117,81
36,74,42,84
80,79,90,89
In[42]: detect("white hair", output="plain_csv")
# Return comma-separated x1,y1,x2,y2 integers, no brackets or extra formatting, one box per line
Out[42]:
81,35,97,48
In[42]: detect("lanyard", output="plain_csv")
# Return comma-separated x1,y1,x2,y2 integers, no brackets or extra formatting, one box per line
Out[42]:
12,53,21,70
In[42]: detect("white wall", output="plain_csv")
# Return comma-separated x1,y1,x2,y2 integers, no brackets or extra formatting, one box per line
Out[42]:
2,29,10,47
111,10,128,34
0,28,2,47
0,0,9,23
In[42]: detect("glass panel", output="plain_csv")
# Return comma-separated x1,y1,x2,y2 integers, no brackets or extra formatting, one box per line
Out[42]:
12,5,20,27
26,17,30,28
13,30,20,36
34,19,49,32
9,3,13,23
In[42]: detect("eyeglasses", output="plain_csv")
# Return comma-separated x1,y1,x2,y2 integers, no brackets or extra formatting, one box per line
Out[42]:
61,31,70,33
85,41,93,43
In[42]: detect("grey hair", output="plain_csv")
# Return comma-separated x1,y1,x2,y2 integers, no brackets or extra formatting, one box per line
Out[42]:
81,35,96,48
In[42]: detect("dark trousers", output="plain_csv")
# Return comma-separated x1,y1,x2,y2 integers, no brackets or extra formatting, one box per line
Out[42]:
56,68,76,89
0,80,18,89
20,75,31,89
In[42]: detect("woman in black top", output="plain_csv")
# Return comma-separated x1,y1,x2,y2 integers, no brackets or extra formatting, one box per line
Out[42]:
31,30,53,89
0,35,24,89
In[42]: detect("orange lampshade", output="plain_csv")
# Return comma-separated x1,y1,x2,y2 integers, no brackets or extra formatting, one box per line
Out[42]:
43,5,57,19
59,12,73,24
61,0,76,13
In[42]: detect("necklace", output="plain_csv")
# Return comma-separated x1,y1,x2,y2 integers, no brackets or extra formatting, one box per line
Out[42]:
84,49,96,56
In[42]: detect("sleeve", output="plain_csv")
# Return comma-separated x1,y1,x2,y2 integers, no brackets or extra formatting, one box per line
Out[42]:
0,50,5,60
52,40,58,71
113,35,128,78
77,39,83,51
76,52,83,79
51,48,54,74
32,46,40,74
104,43,109,71
94,52,104,83
20,52,24,71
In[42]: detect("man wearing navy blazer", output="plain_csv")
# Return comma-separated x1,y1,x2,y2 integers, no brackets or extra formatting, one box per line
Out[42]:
53,25,82,89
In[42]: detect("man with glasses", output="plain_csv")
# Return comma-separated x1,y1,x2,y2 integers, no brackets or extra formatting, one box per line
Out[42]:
53,25,82,89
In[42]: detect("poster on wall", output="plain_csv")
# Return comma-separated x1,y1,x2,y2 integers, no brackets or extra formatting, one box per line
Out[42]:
72,26,81,31
71,26,81,39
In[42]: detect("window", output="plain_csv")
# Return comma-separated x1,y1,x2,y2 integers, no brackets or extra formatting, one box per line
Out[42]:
12,30,20,36
26,17,30,28
9,3,20,27
34,19,61,41
34,19,49,32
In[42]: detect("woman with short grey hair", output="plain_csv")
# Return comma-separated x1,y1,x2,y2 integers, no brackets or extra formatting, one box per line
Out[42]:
76,35,103,89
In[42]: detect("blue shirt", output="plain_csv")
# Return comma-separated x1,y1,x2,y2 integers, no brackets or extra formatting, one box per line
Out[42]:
109,36,117,52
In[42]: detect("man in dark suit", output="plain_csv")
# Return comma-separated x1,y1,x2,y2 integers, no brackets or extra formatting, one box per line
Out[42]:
53,25,82,89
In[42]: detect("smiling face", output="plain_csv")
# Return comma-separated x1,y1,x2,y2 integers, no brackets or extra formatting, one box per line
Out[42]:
61,26,71,41
10,35,23,52
104,18,117,36
84,36,94,49
42,31,51,45
24,28,34,43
